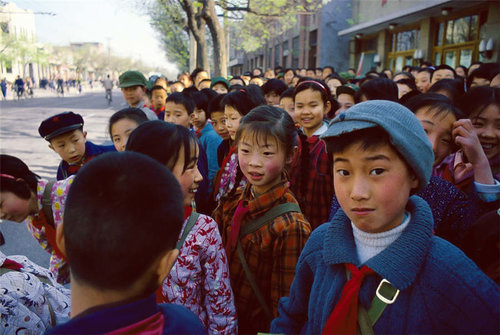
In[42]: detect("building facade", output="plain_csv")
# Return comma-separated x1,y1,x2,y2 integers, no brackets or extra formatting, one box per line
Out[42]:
229,0,352,75
339,0,500,74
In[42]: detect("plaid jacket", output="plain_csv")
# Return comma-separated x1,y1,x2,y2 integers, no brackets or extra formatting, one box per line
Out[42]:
289,135,334,230
212,179,311,334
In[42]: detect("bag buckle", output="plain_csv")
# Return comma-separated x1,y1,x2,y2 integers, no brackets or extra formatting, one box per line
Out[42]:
376,279,399,304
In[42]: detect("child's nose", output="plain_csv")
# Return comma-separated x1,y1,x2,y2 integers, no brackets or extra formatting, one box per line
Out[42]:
350,176,369,200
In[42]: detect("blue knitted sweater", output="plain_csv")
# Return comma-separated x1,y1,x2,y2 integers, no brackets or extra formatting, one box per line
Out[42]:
271,196,500,334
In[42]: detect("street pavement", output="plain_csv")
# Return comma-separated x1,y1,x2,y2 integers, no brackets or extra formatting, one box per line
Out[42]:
0,87,125,267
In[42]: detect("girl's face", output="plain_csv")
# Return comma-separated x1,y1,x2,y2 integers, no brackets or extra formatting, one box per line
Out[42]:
284,71,294,85
295,88,331,137
0,190,36,222
170,143,203,207
471,104,500,160
224,105,243,140
415,107,456,166
238,132,289,195
111,118,139,152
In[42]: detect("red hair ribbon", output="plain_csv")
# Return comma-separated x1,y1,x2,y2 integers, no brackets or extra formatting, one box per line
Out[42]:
296,80,329,96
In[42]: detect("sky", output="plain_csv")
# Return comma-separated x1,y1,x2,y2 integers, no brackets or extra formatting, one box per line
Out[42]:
12,0,178,75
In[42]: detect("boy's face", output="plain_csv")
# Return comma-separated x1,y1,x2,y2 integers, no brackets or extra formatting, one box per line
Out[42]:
431,69,454,85
212,83,228,94
210,111,230,140
336,93,355,116
151,89,167,110
121,85,145,107
49,129,87,165
191,108,208,129
415,71,431,93
198,80,211,90
264,91,280,106
164,101,190,128
415,107,456,166
279,97,297,122
333,140,418,233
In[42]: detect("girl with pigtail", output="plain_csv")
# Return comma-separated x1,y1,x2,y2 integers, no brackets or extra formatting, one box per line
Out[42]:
213,105,311,333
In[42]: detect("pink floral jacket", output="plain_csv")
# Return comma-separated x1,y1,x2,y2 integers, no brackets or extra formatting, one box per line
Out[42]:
159,213,237,334
25,177,74,284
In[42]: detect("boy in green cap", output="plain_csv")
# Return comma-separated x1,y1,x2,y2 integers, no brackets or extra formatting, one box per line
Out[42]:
119,70,158,120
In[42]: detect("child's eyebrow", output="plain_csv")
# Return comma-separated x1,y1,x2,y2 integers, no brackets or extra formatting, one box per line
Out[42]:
421,120,435,126
365,154,391,162
333,157,349,163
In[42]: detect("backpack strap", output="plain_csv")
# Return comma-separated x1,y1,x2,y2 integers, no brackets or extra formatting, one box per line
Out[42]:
42,181,56,228
0,267,57,326
236,202,302,321
176,212,200,250
240,203,301,238
345,266,400,332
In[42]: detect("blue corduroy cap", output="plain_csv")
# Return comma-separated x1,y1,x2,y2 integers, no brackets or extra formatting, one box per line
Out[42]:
321,100,434,192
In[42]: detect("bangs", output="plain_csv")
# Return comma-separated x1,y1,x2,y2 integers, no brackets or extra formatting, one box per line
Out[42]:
237,122,283,150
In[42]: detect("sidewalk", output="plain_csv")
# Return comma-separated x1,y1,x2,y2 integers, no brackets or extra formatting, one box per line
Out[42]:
1,85,111,100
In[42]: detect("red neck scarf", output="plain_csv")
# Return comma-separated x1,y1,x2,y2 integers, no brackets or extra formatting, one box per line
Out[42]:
322,264,374,334
224,200,249,261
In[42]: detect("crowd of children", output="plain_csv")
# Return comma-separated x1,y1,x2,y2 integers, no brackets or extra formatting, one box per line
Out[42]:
0,62,499,334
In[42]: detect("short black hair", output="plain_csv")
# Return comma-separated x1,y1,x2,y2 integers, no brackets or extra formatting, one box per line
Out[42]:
459,86,500,119
356,78,398,102
428,78,465,104
127,120,197,173
165,92,195,115
336,85,356,98
221,86,266,117
206,94,225,119
280,87,294,101
108,108,148,138
261,79,288,95
191,91,209,112
64,151,184,293
151,85,167,94
396,78,417,91
190,68,206,81
405,92,463,120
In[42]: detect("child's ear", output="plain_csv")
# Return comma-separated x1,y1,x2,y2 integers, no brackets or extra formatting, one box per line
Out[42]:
410,173,419,191
324,100,332,116
156,248,179,285
83,131,87,139
55,222,67,258
286,146,299,165
48,143,55,152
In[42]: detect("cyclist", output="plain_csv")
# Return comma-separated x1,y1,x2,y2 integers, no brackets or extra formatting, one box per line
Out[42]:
14,75,24,99
103,74,113,103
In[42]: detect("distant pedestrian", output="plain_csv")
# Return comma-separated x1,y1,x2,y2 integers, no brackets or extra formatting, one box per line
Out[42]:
0,77,7,99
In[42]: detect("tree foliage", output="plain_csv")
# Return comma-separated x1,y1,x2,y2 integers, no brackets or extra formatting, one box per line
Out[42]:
146,0,190,72
223,0,323,53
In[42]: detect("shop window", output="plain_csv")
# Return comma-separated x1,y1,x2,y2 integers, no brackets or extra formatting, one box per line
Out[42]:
388,28,419,72
433,12,482,67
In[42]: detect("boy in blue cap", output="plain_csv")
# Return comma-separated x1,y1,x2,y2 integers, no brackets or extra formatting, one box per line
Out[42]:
48,152,206,334
38,111,115,180
271,100,499,334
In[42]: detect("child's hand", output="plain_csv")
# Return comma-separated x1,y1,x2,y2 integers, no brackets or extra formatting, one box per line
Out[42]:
452,119,494,185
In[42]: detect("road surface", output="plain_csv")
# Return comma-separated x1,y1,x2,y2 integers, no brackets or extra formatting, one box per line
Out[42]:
0,88,124,267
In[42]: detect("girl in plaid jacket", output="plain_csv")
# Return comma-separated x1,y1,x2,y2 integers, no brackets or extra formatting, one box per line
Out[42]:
213,106,311,333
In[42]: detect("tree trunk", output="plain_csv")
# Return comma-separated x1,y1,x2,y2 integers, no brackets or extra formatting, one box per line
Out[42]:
180,0,209,72
202,0,227,77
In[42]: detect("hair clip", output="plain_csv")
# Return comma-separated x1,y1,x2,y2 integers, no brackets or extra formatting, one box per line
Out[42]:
0,173,16,180
297,80,329,95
